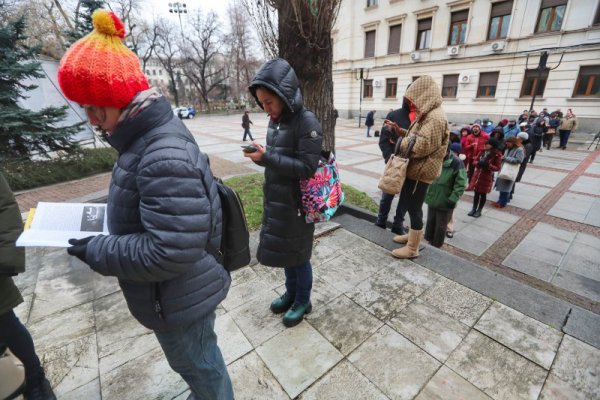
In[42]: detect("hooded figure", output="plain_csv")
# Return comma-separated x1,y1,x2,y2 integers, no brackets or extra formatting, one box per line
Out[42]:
247,58,323,327
391,75,449,259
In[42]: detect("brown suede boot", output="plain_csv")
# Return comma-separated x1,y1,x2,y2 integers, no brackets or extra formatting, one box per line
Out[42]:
391,229,423,259
393,233,409,244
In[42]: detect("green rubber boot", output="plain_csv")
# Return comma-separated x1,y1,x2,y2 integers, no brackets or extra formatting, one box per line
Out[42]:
283,302,312,327
270,292,295,314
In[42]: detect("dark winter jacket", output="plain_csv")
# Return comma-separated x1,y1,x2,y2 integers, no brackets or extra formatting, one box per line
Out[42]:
83,97,230,332
471,149,502,193
0,173,24,315
378,102,411,163
248,58,323,268
425,154,467,210
242,113,252,129
503,124,520,139
516,142,533,182
365,111,375,127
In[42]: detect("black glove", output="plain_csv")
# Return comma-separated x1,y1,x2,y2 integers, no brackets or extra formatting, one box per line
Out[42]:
67,236,94,263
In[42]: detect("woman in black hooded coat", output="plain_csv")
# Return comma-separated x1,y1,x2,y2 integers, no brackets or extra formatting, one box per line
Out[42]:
244,59,323,327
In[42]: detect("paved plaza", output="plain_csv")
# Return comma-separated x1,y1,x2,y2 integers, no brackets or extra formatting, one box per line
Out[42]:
12,113,600,399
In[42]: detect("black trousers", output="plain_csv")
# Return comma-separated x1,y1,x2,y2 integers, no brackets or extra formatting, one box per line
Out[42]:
400,178,430,230
424,206,452,248
473,191,487,211
0,310,42,380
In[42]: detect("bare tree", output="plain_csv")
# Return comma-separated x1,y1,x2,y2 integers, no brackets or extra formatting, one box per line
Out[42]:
154,17,182,106
136,19,160,72
249,0,341,151
181,10,228,111
226,0,259,102
109,0,143,54
241,0,277,59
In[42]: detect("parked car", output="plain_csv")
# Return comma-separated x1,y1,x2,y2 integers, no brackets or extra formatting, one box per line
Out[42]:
173,106,196,119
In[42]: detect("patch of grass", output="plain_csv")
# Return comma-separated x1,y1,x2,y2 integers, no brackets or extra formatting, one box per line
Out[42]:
3,147,117,191
342,183,379,213
224,173,265,231
224,173,379,231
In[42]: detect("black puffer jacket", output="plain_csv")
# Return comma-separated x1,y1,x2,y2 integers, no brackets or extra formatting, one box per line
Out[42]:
379,98,411,163
249,59,323,268
84,97,230,331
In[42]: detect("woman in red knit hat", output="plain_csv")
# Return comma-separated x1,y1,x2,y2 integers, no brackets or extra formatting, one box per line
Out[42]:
59,10,233,400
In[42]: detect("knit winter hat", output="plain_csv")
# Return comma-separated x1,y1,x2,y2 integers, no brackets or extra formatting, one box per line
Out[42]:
450,142,462,154
517,132,529,141
58,9,149,108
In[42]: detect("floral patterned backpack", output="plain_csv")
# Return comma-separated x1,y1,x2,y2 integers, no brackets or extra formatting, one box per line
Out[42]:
300,152,345,223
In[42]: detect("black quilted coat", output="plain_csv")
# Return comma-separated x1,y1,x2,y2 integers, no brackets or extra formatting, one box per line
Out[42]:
84,97,230,332
249,59,323,268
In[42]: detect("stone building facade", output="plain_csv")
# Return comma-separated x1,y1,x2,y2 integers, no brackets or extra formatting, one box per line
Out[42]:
332,0,600,131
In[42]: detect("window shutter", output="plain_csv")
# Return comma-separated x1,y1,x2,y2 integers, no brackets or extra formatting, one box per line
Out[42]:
451,10,469,23
418,18,432,31
444,74,459,87
541,0,567,8
365,30,376,57
387,24,402,54
479,72,499,86
491,1,514,17
581,65,600,75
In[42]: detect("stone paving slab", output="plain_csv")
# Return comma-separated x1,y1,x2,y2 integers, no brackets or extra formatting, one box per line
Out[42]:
497,182,552,210
519,168,568,188
13,225,600,400
585,161,600,174
548,191,600,228
570,175,600,195
528,156,582,170
446,330,548,400
334,149,380,166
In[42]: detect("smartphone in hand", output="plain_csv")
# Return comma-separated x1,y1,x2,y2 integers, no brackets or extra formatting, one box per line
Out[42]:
241,145,258,153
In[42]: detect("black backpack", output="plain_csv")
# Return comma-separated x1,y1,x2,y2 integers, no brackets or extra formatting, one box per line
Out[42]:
206,179,251,272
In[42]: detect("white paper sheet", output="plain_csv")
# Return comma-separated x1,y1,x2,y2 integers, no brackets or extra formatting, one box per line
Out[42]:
16,202,109,247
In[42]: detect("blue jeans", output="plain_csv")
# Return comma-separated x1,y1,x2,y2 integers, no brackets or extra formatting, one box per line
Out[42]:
243,128,253,141
0,309,42,381
559,129,571,148
285,261,313,305
377,192,407,227
366,126,372,136
498,191,510,207
155,311,233,400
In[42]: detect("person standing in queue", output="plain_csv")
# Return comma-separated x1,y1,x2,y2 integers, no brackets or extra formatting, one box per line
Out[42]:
243,58,323,327
385,76,449,259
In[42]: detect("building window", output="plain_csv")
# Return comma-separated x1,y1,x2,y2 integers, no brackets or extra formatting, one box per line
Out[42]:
536,0,567,33
386,78,398,98
365,30,376,58
488,1,513,40
387,24,402,55
153,69,156,75
367,0,378,7
363,79,373,98
520,69,549,97
477,72,499,98
449,10,469,45
416,18,432,50
573,66,600,97
412,76,421,82
442,74,459,98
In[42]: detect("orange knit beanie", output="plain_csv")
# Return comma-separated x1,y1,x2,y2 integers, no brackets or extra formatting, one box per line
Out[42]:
58,9,149,108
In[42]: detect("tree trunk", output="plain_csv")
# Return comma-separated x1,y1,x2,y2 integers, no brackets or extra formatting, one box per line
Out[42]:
276,2,336,152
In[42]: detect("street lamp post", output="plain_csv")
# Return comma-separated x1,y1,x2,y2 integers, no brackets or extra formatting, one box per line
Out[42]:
353,67,369,128
168,2,187,36
525,50,564,113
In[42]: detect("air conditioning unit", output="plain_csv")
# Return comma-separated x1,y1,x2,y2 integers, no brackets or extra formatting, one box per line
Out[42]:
374,80,382,87
459,73,470,84
410,52,421,61
490,41,505,52
447,45,460,56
